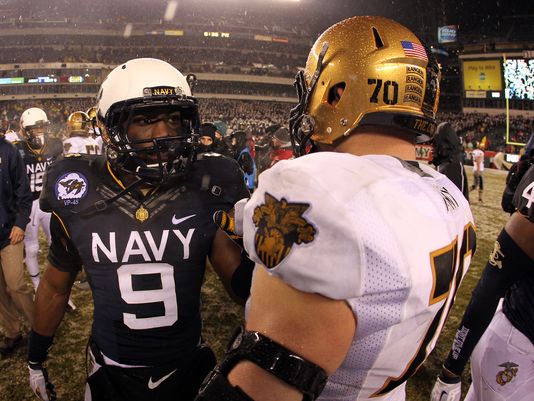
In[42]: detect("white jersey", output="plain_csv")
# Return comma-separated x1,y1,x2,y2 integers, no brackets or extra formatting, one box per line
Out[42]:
243,153,475,401
4,130,20,143
94,135,104,154
63,136,100,155
471,149,484,172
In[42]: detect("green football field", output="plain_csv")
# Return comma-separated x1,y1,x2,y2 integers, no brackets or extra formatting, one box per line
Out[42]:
0,167,510,401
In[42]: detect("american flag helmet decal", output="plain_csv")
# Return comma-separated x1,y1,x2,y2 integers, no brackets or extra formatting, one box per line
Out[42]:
401,40,428,61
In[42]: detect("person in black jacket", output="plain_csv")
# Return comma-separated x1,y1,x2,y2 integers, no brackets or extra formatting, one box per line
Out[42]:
0,132,34,355
230,130,256,192
432,122,469,201
502,133,534,214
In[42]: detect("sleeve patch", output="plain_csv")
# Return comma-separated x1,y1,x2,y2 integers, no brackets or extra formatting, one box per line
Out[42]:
252,192,316,269
54,172,89,206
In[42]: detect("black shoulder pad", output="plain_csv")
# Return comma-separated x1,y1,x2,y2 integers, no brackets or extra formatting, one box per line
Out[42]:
193,155,250,204
46,138,64,158
513,164,534,222
40,155,102,213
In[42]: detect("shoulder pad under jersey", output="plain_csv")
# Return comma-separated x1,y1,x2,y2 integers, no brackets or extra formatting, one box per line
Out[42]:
40,154,103,213
192,154,250,204
46,138,64,158
513,164,534,222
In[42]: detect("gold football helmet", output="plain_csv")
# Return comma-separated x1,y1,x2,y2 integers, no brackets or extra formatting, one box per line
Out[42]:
86,106,97,121
86,106,99,135
66,111,91,137
289,16,441,156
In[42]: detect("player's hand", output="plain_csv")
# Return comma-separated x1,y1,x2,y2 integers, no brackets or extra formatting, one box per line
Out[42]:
9,225,25,245
430,374,461,401
213,198,248,246
29,363,57,401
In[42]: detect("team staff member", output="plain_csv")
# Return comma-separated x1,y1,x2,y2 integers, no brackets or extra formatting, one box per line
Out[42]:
28,58,252,401
0,129,34,355
432,122,469,201
431,164,534,401
196,16,474,401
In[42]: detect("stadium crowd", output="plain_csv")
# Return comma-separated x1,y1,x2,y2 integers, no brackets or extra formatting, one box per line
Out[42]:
2,99,531,154
437,112,533,152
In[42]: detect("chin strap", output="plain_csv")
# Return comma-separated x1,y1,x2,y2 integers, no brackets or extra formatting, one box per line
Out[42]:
72,177,146,216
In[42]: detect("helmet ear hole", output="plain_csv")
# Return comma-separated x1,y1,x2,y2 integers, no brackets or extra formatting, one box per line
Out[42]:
372,27,385,49
327,82,346,107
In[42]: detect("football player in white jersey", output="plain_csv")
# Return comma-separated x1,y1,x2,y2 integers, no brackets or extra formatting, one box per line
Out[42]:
63,111,100,155
196,16,475,401
470,143,485,202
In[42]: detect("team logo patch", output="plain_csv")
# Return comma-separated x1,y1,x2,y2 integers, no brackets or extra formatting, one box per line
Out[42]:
496,362,518,386
55,172,89,206
252,192,316,269
488,240,504,269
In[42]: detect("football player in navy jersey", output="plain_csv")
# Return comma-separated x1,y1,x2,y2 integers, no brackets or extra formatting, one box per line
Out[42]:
14,107,63,290
431,163,534,401
27,58,252,401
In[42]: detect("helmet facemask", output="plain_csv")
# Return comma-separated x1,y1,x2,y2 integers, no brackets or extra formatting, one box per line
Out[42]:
101,97,199,185
24,123,48,149
289,42,329,157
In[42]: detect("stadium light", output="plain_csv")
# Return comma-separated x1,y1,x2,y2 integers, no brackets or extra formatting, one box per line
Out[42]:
164,0,178,21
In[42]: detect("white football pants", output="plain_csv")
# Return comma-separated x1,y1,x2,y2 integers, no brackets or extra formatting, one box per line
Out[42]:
465,306,534,401
24,199,51,289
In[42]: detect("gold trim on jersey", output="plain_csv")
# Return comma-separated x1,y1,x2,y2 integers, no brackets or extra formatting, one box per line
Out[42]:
26,141,47,161
106,161,126,190
52,211,71,239
428,237,458,306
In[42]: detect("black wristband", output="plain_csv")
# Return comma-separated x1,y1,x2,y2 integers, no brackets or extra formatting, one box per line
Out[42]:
438,369,461,384
28,330,54,363
231,255,255,301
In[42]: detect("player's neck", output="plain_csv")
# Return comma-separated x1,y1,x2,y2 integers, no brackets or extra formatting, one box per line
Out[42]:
329,129,416,160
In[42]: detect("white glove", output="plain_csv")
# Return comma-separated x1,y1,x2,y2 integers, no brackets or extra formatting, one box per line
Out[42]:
232,198,247,236
430,375,461,401
28,363,56,401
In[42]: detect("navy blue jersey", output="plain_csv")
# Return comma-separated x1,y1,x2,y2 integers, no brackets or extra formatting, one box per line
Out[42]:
513,164,534,222
14,139,62,200
41,153,249,365
504,164,534,344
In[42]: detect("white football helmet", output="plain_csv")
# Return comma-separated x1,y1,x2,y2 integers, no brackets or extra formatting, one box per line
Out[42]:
20,107,49,148
96,58,199,183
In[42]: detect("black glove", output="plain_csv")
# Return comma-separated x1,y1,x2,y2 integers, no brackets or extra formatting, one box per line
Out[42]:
213,198,248,248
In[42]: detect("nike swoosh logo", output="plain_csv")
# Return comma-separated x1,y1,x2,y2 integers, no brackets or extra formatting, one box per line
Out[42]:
148,368,177,390
172,214,196,225
439,391,448,401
